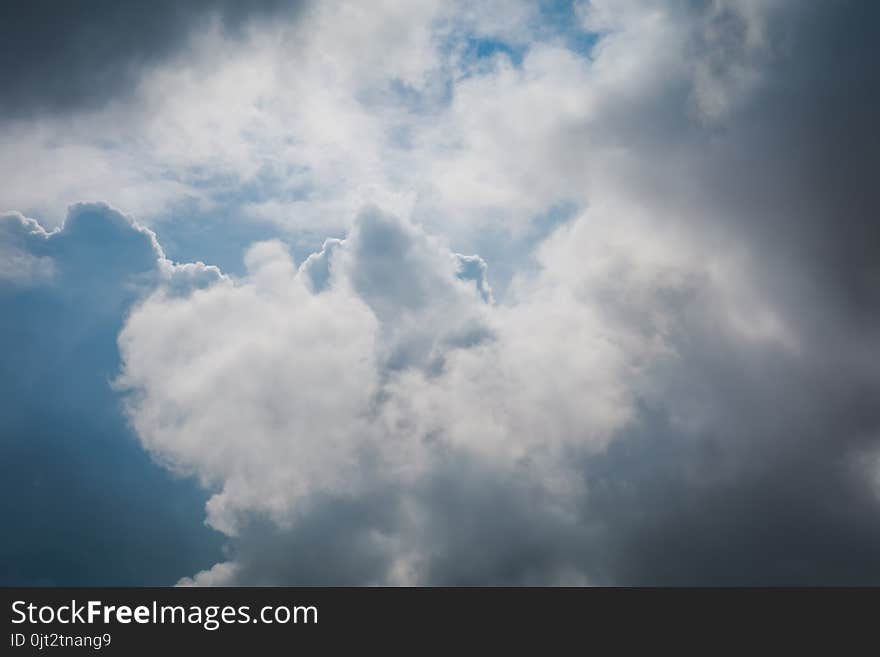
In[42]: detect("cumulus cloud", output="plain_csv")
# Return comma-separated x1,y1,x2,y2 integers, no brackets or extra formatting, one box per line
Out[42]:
120,205,636,584
115,189,852,585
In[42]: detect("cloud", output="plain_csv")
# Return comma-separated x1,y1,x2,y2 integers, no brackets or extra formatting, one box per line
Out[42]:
114,200,769,585
0,0,586,234
0,0,300,119
114,1,880,585
3,0,880,585
117,208,504,543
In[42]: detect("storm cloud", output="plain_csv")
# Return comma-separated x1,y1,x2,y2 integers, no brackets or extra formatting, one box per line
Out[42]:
0,0,300,118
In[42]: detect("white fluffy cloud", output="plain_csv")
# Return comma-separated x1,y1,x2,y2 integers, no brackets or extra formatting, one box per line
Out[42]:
116,188,793,584
120,238,379,536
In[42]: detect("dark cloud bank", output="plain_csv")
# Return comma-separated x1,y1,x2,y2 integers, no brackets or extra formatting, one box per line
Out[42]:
576,0,880,585
0,0,300,118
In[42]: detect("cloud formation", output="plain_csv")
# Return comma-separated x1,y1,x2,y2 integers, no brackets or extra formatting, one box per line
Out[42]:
119,205,646,584
121,188,880,585
2,0,880,585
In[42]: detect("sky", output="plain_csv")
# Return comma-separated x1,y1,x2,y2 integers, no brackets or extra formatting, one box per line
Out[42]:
1,0,879,585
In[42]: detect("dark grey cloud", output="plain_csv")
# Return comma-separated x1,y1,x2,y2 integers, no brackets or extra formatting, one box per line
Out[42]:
581,296,880,585
200,465,597,586
198,490,406,586
0,0,301,118
697,1,880,329
571,2,880,584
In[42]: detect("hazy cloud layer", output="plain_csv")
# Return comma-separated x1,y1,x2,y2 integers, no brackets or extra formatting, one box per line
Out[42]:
2,0,879,584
